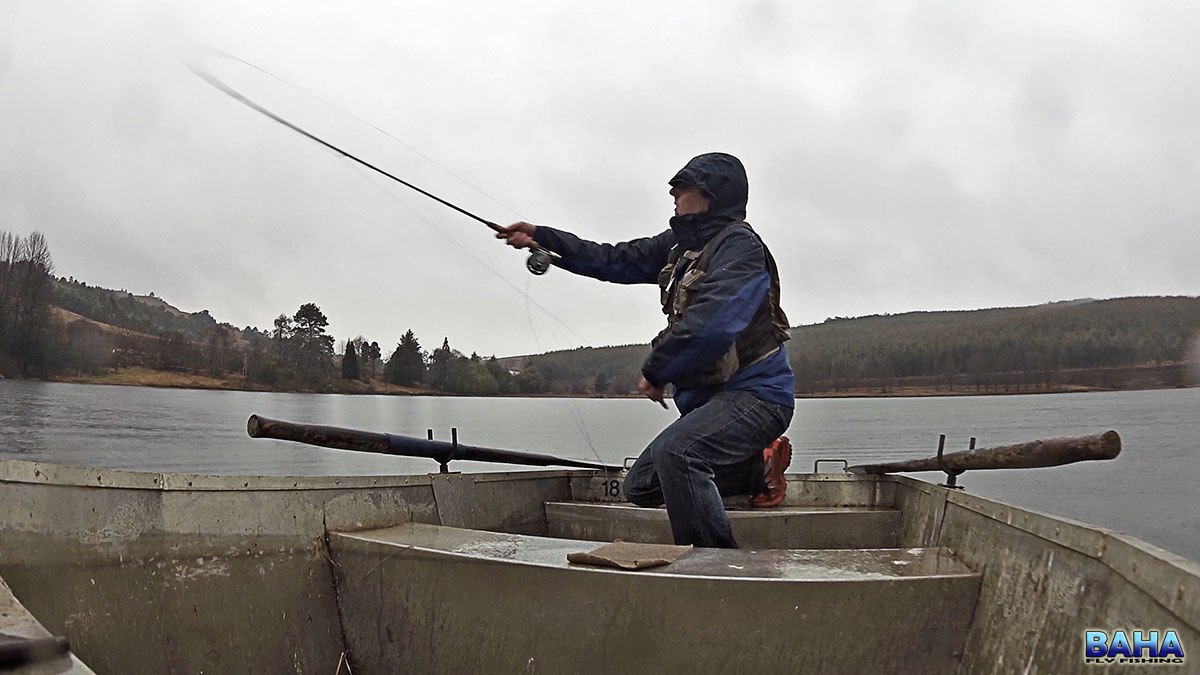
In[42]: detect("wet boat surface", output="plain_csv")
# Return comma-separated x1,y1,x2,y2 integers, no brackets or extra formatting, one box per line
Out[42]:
0,459,1196,673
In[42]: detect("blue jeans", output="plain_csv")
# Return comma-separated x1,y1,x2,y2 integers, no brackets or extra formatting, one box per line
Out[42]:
624,390,794,548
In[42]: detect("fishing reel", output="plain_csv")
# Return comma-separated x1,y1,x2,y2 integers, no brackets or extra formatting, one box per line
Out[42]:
526,247,554,275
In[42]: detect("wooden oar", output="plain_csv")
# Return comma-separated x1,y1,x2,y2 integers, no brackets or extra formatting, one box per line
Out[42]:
846,430,1121,475
247,415,620,471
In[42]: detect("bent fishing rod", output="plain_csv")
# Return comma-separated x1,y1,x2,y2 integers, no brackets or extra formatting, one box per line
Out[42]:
185,56,560,275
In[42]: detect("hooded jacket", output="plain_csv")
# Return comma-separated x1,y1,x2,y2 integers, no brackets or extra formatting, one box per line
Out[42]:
532,153,795,415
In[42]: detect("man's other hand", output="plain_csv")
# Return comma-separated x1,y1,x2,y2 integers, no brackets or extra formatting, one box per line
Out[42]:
495,222,537,249
638,376,669,409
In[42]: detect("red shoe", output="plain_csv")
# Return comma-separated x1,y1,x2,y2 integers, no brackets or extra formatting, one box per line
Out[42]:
751,436,792,508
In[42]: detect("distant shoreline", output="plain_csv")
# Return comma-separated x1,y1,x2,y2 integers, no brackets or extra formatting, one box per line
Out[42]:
22,366,1194,399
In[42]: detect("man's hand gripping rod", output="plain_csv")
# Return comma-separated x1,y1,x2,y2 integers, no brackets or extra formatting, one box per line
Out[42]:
186,57,560,275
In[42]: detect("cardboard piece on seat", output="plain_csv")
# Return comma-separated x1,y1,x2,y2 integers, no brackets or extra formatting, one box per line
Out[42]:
567,540,693,570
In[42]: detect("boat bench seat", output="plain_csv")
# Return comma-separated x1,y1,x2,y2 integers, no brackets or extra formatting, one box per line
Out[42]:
545,501,901,549
327,523,981,674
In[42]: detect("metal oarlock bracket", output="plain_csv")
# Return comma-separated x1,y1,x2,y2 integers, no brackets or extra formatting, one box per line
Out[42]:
937,434,970,490
428,428,460,474
813,459,849,473
446,428,460,473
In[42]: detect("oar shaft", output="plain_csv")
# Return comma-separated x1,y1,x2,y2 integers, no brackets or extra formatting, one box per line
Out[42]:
847,430,1121,474
247,415,617,471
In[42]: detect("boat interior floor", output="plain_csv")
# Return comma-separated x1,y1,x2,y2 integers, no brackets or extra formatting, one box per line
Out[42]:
327,517,982,674
332,521,976,581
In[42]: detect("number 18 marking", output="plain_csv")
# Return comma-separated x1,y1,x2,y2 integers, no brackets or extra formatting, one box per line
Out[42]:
601,479,621,498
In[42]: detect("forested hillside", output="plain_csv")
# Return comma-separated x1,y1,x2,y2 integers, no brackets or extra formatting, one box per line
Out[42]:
1,229,524,395
498,344,651,394
4,228,1197,397
788,297,1200,394
516,297,1200,396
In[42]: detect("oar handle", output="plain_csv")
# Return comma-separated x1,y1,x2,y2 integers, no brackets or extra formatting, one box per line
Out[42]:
248,415,391,454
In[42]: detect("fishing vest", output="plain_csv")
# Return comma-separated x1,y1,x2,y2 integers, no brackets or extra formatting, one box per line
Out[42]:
654,222,790,389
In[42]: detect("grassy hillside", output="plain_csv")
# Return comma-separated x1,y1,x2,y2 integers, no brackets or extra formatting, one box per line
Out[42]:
52,278,223,340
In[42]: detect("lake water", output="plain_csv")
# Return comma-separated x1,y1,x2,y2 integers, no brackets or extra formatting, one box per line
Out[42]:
1,380,1196,561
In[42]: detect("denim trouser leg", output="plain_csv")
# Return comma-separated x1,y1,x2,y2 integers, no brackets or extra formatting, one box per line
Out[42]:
623,390,793,548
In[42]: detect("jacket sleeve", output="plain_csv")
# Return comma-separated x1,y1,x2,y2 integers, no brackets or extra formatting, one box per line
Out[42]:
641,229,771,387
533,226,673,285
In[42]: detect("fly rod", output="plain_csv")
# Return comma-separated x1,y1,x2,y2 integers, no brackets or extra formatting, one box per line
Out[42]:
185,56,560,275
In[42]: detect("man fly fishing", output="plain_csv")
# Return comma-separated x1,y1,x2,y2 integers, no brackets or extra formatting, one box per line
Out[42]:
187,65,795,538
497,152,795,548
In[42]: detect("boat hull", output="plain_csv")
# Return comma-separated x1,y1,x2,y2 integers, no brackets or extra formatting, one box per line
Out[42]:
0,460,1195,674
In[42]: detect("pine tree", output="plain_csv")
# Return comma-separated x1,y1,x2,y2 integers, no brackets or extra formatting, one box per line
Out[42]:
486,356,517,394
427,337,453,391
384,329,426,386
291,303,334,377
271,314,292,365
341,341,360,379
593,370,611,393
359,339,381,380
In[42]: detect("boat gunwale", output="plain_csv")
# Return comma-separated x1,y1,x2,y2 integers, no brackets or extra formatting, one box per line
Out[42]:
0,457,583,491
0,457,882,492
894,474,1200,631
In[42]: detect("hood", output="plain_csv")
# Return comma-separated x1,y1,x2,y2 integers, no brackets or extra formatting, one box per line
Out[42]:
668,152,748,249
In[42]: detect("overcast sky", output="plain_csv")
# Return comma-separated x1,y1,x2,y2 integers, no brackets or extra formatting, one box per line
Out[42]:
1,1,1198,357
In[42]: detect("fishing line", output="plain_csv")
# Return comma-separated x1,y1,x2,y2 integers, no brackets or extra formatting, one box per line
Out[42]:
543,324,611,475
355,167,590,344
188,47,525,219
564,392,607,475
183,48,576,334
521,276,609,475
183,48,561,274
188,47,609,470
517,273,606,473
354,174,610,471
523,276,543,354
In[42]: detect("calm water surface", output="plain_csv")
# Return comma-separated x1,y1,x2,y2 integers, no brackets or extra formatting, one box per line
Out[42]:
1,380,1196,561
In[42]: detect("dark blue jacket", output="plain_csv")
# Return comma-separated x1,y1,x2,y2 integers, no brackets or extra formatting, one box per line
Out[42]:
532,153,795,416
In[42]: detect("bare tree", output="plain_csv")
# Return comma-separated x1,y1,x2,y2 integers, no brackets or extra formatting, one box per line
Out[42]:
0,231,56,373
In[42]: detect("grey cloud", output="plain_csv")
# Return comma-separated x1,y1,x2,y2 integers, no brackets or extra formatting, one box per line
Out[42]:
2,0,1198,357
